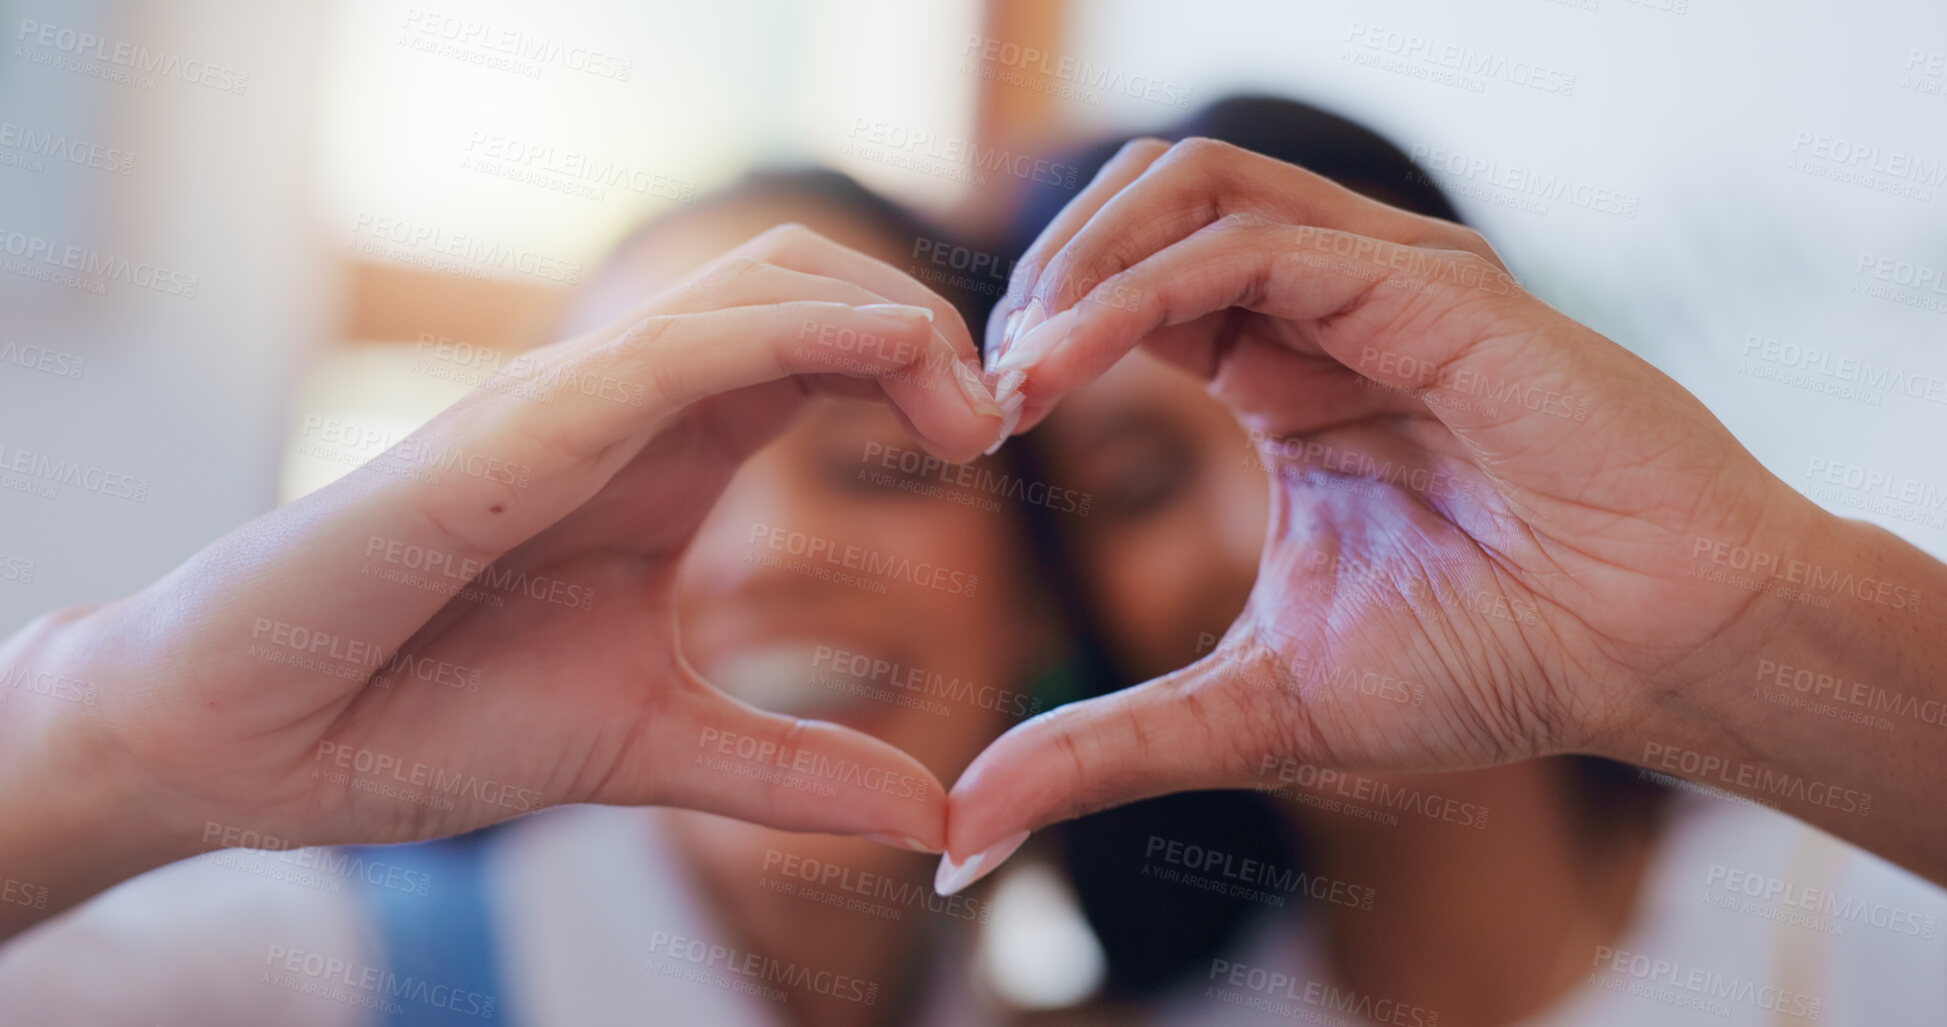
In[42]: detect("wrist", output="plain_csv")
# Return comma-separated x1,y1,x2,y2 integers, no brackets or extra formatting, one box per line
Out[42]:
1600,506,1947,865
1751,513,1943,736
1593,497,1873,762
1697,511,1937,754
0,604,202,939
1583,497,1826,769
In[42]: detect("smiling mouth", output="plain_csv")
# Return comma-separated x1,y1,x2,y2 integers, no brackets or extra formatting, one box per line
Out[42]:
699,640,901,720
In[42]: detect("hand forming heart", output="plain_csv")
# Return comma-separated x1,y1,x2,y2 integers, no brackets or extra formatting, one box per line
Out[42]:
932,137,1870,892
9,144,1943,943
4,225,1006,898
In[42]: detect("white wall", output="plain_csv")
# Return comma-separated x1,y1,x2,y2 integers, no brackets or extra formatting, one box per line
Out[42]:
0,0,987,633
1062,0,1947,558
5,0,1941,637
0,0,334,630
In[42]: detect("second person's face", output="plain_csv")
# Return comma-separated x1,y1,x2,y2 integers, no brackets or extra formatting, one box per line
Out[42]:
567,203,1047,887
1030,351,1267,682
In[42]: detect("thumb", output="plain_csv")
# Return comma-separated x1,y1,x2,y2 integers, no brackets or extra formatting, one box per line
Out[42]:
628,671,948,853
937,646,1290,894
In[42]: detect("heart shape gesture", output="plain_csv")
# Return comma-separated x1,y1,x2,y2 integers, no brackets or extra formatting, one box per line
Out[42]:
8,150,1943,944
4,226,1007,925
936,138,1940,891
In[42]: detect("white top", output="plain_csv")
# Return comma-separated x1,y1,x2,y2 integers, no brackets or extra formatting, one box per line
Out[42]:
0,805,999,1026
1150,794,1947,1027
7,796,1943,1026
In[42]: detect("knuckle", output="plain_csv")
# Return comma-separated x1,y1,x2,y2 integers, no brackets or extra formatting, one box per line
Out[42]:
1112,136,1173,165
778,716,812,764
1419,223,1503,269
1448,248,1504,281
1215,210,1275,233
997,269,1035,312
642,359,693,413
1451,225,1490,250
1037,250,1081,305
1156,138,1247,227
697,254,768,292
1050,259,1113,310
745,221,819,258
723,253,769,279
1447,225,1495,259
1165,135,1239,168
615,311,678,355
610,314,685,402
1471,251,1508,279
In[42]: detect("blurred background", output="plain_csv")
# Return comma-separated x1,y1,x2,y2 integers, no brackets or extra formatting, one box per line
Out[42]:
4,2,1947,1021
2,0,1944,638
3,0,1947,635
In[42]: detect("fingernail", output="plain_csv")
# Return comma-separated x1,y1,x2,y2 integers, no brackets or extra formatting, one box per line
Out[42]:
934,830,1029,895
983,373,1026,455
990,367,1026,408
863,833,940,854
951,360,1004,418
993,307,1076,375
1013,298,1047,346
983,403,1024,456
987,307,1025,373
983,310,1011,371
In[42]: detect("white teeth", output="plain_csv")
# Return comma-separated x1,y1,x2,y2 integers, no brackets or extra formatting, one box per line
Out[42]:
701,642,885,717
704,646,817,712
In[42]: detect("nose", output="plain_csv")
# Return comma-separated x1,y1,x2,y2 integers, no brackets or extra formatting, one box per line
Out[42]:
679,446,852,609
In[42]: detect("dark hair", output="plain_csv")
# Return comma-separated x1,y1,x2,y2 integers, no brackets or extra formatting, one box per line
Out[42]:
1006,94,1461,243
604,165,991,339
996,94,1667,1000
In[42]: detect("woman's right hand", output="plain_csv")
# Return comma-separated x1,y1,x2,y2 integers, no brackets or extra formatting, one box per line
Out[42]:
0,225,1004,939
940,138,1947,893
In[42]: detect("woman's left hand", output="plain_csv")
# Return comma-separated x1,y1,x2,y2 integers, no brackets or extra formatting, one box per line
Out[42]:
0,225,1003,939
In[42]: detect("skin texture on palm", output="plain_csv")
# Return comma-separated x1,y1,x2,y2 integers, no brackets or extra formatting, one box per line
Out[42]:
940,138,1947,893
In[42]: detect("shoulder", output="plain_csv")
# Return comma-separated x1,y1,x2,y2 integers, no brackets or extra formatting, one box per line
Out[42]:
1616,794,1947,1021
0,848,375,1026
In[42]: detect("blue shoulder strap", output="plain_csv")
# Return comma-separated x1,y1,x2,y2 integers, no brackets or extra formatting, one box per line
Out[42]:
341,830,513,1026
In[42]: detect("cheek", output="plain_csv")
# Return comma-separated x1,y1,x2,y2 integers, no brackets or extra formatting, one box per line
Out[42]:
885,511,1023,638
1081,469,1265,678
1082,523,1200,667
1213,455,1270,570
869,513,1033,747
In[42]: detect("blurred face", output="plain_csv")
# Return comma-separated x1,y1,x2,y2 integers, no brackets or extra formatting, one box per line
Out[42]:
677,399,1038,809
563,202,1045,884
1026,172,1413,685
1024,198,1512,842
1031,352,1266,681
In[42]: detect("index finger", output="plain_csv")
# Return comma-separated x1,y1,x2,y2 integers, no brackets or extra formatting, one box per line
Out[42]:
985,138,1173,364
729,223,989,376
224,300,965,681
993,138,1478,372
